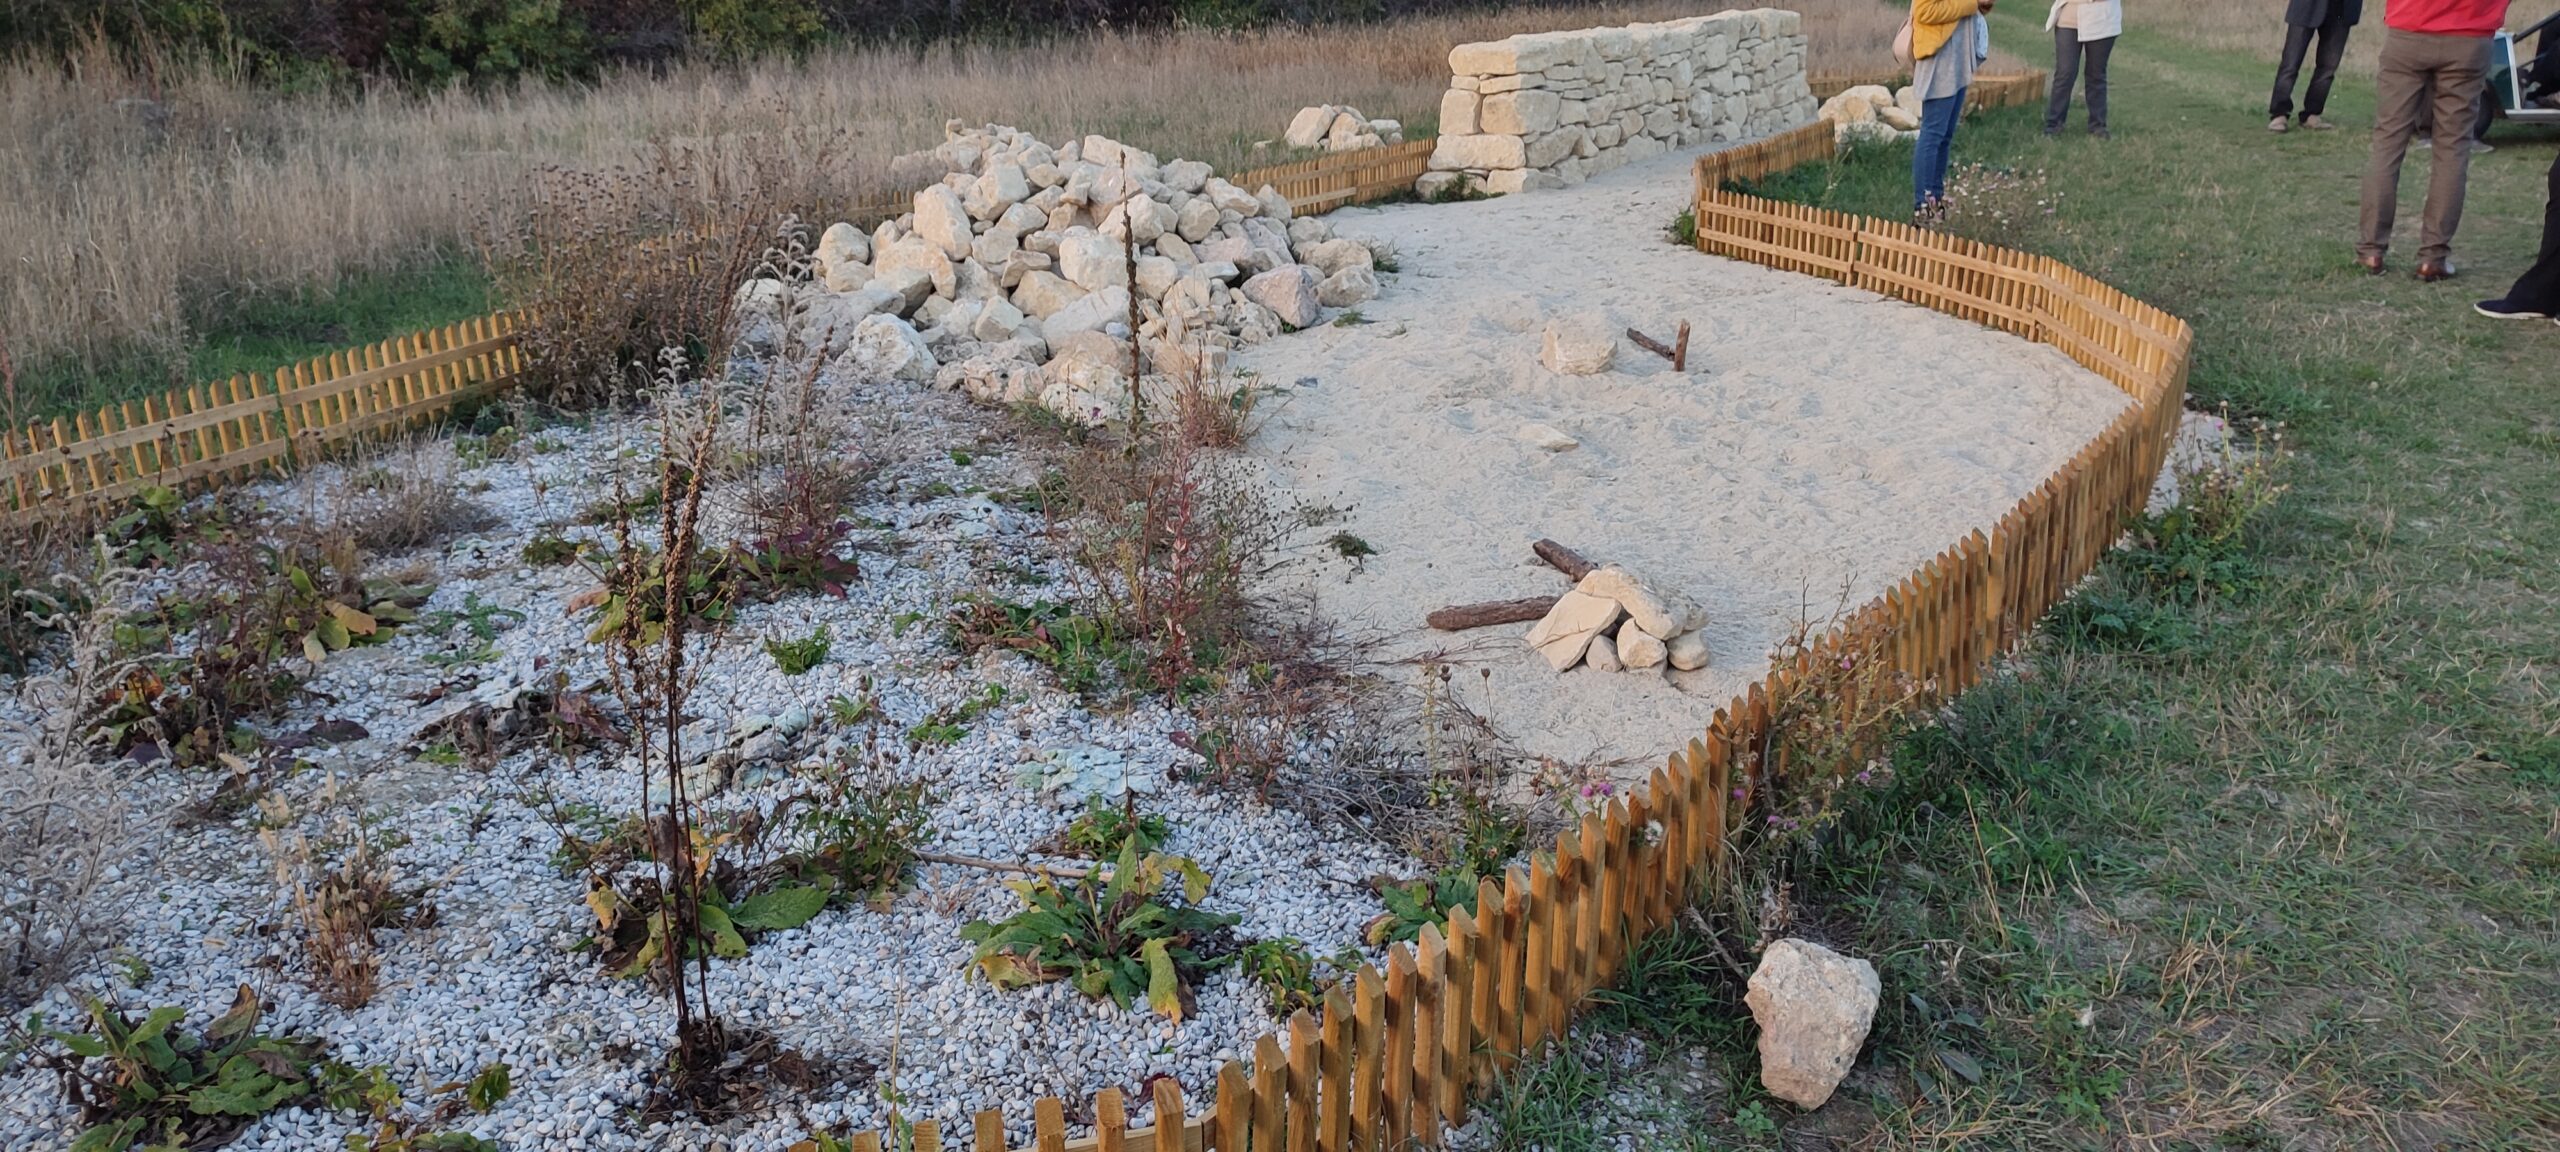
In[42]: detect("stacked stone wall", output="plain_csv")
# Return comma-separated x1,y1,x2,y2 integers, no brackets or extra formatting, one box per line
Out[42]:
1425,8,1818,195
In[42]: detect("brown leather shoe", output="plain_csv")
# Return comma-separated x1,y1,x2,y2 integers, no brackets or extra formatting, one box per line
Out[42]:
2356,254,2386,275
2417,259,2459,282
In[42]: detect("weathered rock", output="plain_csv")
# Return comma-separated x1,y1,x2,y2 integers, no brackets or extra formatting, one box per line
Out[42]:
1584,633,1623,673
1745,939,1879,1110
1161,158,1213,194
1285,215,1334,251
1041,285,1132,345
1616,625,1667,669
730,278,787,353
1317,266,1378,308
1299,237,1375,277
1666,630,1711,671
1056,230,1130,292
971,297,1029,343
1010,270,1086,319
1254,185,1294,221
1877,104,1921,131
1241,265,1323,330
1524,589,1625,671
1203,178,1262,216
1134,255,1182,302
1576,566,1705,639
1286,105,1337,149
999,200,1049,236
877,238,957,299
1413,171,1470,199
1176,198,1221,244
914,184,975,259
816,222,872,291
971,226,1020,268
1540,312,1617,374
1516,422,1579,452
833,314,938,383
1431,133,1528,171
865,268,935,317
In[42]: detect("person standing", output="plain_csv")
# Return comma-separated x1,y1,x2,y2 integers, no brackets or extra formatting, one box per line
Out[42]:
2357,0,2512,281
1911,0,1997,213
2271,0,2364,131
2046,0,2124,137
2474,147,2560,322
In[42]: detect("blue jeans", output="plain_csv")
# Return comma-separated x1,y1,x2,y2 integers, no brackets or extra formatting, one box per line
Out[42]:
1913,89,1967,211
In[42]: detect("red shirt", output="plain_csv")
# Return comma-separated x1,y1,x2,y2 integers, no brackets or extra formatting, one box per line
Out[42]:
2386,0,2510,36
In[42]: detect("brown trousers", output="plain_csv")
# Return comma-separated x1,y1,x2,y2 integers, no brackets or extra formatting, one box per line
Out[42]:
2359,29,2493,264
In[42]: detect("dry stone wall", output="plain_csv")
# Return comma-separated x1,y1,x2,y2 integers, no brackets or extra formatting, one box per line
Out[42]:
1424,8,1818,196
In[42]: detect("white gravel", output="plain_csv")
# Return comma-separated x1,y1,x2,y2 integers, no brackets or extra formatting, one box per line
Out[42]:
0,375,1419,1152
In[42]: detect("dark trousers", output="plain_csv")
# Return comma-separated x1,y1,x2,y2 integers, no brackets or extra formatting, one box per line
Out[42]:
2046,29,2114,132
2499,150,2560,310
2271,17,2353,119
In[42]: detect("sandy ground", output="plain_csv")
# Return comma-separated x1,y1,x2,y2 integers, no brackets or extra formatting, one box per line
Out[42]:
1234,147,2133,776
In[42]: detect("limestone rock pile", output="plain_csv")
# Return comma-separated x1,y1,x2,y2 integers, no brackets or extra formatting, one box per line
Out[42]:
1285,105,1407,153
1818,83,1925,146
732,121,1388,424
1422,8,1818,198
1522,566,1711,676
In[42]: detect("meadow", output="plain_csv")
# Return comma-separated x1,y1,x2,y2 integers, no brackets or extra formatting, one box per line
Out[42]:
0,0,1930,419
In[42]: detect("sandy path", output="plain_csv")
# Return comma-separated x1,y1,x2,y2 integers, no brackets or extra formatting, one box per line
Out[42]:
1233,145,2131,776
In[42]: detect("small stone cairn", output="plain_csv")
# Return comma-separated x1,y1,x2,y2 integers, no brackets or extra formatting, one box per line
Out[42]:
1816,84,1924,146
1283,105,1406,153
732,121,1390,426
1523,565,1711,675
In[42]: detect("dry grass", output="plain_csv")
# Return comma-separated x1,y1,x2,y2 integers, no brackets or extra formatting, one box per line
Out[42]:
0,555,137,1011
287,437,497,557
3,0,1906,399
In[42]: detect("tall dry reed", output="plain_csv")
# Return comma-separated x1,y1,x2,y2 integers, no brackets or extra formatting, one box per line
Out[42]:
2,0,1905,405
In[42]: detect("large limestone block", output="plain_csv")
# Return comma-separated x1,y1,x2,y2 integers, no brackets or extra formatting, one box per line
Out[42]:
1010,270,1086,320
1667,630,1711,671
1745,940,1880,1110
1480,89,1564,136
878,237,957,299
1299,237,1374,278
1056,230,1130,292
1430,134,1527,172
1540,312,1617,374
965,164,1031,222
1241,264,1322,330
1316,266,1377,308
1616,625,1667,670
1176,198,1221,243
913,184,974,260
1041,284,1132,345
1523,589,1624,671
1286,105,1337,149
1450,34,1564,77
816,222,871,289
864,269,934,318
833,314,938,384
1162,158,1213,193
1576,567,1705,639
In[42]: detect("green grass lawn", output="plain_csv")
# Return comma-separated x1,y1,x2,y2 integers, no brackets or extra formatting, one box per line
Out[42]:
10,254,492,424
1497,13,2560,1152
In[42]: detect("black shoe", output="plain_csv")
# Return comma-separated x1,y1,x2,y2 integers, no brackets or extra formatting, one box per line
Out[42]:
2476,297,2553,319
2090,126,2111,139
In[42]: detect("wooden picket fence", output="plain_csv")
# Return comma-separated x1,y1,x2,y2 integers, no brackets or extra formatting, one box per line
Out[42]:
1697,70,2053,191
1,314,527,520
1225,138,1439,216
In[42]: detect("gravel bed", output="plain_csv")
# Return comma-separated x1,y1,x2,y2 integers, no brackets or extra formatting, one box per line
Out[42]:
0,377,1423,1152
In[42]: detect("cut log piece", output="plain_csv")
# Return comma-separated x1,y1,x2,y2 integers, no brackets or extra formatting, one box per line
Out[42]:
1531,539,1598,582
1426,596,1559,631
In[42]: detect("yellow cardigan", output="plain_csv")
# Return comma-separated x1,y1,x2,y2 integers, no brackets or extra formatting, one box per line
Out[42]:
1911,0,1985,61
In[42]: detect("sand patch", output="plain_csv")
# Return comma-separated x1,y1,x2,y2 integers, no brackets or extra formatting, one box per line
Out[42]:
1233,146,2131,775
